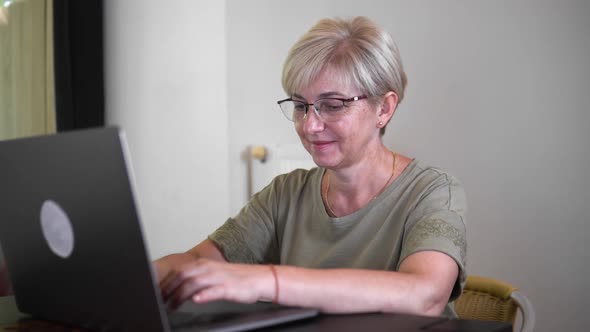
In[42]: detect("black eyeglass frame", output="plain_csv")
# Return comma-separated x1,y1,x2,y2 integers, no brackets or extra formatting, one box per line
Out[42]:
276,95,368,121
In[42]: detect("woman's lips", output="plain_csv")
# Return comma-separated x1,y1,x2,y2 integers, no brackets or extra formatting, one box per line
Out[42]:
310,140,333,151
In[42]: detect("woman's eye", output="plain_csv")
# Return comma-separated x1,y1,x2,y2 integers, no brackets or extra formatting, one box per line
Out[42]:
294,103,306,111
321,103,344,112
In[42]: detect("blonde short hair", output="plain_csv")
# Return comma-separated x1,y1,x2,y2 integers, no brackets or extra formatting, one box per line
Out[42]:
282,16,407,104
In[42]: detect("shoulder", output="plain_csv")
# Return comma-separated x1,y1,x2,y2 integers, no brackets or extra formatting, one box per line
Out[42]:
400,160,466,214
407,160,462,187
403,161,464,195
269,167,323,192
251,167,322,220
252,167,322,206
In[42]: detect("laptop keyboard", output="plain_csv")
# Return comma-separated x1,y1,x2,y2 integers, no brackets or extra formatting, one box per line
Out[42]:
167,311,240,329
165,301,318,331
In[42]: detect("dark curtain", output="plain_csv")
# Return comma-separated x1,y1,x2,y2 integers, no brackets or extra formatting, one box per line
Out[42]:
53,0,104,131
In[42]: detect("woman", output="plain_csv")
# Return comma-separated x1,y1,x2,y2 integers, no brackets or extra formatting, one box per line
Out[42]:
156,16,466,317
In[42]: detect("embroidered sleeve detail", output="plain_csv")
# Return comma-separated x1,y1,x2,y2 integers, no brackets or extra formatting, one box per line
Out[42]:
403,218,466,262
209,220,259,264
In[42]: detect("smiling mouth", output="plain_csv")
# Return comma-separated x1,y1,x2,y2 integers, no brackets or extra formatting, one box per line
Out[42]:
310,141,333,150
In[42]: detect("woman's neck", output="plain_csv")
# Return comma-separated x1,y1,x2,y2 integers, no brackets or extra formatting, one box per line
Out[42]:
322,146,396,217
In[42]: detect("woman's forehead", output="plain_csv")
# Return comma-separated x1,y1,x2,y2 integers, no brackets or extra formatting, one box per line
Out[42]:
295,67,359,99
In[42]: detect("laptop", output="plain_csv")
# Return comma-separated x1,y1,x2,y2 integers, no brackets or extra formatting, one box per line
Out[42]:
0,127,318,331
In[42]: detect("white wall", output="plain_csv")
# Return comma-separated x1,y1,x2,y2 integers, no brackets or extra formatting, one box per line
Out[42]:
105,1,590,331
103,0,229,258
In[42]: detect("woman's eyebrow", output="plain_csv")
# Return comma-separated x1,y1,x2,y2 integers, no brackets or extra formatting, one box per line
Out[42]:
292,93,306,101
292,91,346,100
318,91,346,99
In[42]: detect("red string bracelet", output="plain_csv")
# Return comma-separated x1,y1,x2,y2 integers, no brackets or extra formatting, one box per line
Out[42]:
269,264,279,304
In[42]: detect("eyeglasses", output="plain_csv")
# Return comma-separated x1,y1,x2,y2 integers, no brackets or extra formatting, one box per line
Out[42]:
277,95,368,123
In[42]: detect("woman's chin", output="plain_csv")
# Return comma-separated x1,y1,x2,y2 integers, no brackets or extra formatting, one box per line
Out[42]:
310,155,335,169
303,143,340,168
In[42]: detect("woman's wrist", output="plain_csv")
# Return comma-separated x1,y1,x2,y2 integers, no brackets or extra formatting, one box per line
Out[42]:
269,265,280,303
254,264,280,303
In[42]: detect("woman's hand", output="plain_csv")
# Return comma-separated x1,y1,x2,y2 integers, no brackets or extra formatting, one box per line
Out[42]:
160,259,275,310
153,253,198,283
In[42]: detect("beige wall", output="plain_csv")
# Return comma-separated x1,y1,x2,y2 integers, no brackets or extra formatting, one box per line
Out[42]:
104,0,230,258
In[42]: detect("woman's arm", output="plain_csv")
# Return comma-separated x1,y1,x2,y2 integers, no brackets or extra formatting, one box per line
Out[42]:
160,250,458,316
274,251,458,315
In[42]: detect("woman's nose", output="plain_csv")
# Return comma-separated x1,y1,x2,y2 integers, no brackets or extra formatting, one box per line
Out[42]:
302,107,325,133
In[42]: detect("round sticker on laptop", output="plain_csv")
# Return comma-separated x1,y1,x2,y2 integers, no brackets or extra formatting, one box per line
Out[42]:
40,200,75,259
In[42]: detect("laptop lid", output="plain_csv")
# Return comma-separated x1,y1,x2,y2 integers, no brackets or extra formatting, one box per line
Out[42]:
0,127,170,331
0,127,318,332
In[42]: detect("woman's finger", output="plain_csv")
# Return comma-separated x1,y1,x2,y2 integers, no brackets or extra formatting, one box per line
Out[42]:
167,271,219,309
192,284,226,304
160,259,211,300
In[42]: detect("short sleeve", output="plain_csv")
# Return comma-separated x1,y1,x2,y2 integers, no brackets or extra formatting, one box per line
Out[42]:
208,177,282,264
399,171,467,301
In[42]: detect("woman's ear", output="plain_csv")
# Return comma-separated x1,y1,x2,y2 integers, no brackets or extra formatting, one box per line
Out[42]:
378,91,399,126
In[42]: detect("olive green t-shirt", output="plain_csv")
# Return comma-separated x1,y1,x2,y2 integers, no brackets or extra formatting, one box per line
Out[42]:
209,160,467,317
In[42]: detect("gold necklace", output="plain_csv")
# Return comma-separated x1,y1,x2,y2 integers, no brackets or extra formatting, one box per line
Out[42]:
324,151,397,217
